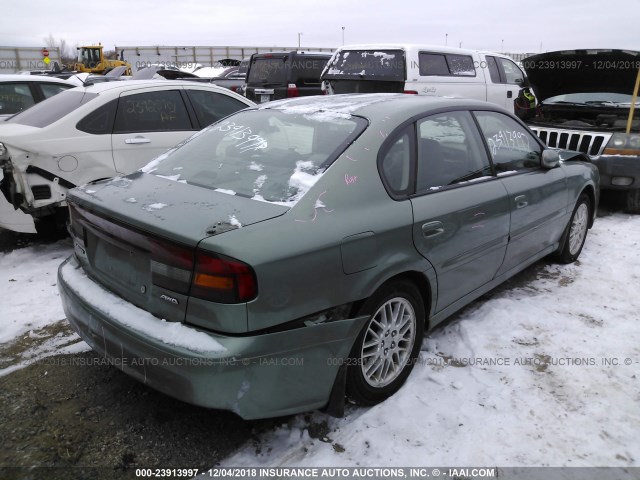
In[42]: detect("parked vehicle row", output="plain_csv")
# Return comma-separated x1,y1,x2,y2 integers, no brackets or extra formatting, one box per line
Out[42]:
1,41,620,420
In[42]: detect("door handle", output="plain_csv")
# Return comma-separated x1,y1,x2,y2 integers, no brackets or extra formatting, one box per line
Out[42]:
515,195,528,209
507,91,513,98
422,221,444,238
125,136,151,144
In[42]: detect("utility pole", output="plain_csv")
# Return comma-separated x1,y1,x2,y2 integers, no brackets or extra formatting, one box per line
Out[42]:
342,27,345,46
298,32,303,49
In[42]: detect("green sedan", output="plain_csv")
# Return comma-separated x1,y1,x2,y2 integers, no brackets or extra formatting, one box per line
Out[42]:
58,94,599,419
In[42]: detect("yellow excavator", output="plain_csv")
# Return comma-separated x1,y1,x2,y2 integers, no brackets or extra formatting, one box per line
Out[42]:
72,44,132,75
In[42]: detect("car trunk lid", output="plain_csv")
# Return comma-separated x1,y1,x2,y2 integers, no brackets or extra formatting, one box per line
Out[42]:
68,172,288,324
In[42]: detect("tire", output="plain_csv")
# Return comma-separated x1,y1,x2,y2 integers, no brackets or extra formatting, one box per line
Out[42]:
346,280,425,406
555,193,591,264
625,189,640,214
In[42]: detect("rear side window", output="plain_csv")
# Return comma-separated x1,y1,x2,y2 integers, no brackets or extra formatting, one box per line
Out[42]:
0,83,35,115
186,90,248,127
419,53,476,77
113,90,192,133
7,90,98,127
77,99,117,134
474,111,541,171
379,127,414,196
485,56,502,83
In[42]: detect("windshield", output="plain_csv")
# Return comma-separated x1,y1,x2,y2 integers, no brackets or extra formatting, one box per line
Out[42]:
323,50,405,81
7,90,98,127
145,109,366,205
545,92,639,106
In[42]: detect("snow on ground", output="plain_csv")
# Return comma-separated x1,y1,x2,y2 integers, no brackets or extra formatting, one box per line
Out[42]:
0,213,639,467
0,238,90,376
222,213,640,467
0,239,72,344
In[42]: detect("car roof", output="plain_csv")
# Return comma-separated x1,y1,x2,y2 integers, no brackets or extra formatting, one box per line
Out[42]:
0,74,73,85
77,79,245,95
260,93,505,119
334,44,511,57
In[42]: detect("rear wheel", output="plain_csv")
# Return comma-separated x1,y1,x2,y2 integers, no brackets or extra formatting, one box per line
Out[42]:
346,280,425,405
625,189,640,214
555,193,591,264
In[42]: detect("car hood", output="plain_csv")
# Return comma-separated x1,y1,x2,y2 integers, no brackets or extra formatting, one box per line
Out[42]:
68,172,289,247
523,49,640,101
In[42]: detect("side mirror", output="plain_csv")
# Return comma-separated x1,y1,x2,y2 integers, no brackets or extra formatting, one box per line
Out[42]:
541,150,560,169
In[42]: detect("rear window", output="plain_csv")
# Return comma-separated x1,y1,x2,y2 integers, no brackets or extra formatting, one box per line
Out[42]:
323,50,405,81
146,108,367,205
418,53,476,77
7,90,98,127
247,57,288,83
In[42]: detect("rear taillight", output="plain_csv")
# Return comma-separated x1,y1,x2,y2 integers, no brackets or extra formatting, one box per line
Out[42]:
151,241,257,304
287,83,299,98
403,90,418,94
192,251,257,303
151,240,193,294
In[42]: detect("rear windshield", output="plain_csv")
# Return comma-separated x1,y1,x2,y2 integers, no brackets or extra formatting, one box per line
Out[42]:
247,57,288,83
145,108,367,205
323,50,405,81
7,90,98,128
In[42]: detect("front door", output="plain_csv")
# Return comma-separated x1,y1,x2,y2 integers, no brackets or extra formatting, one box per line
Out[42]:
473,110,568,275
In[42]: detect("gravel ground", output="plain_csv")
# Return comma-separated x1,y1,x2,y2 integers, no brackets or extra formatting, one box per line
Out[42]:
0,333,284,480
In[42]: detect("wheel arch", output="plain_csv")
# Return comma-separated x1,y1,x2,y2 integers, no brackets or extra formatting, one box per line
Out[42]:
350,270,434,329
579,184,597,228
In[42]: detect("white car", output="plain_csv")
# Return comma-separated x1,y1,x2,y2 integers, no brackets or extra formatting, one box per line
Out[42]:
0,74,74,120
0,74,75,232
0,80,255,233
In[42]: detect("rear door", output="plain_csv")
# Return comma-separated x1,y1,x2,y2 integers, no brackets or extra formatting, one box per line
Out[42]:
473,110,568,275
406,111,510,312
111,88,196,174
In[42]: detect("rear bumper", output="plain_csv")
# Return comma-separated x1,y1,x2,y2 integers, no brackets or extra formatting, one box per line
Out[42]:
58,256,367,419
591,154,640,191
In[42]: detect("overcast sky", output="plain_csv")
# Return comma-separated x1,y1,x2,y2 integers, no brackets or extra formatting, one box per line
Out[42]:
2,0,639,55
